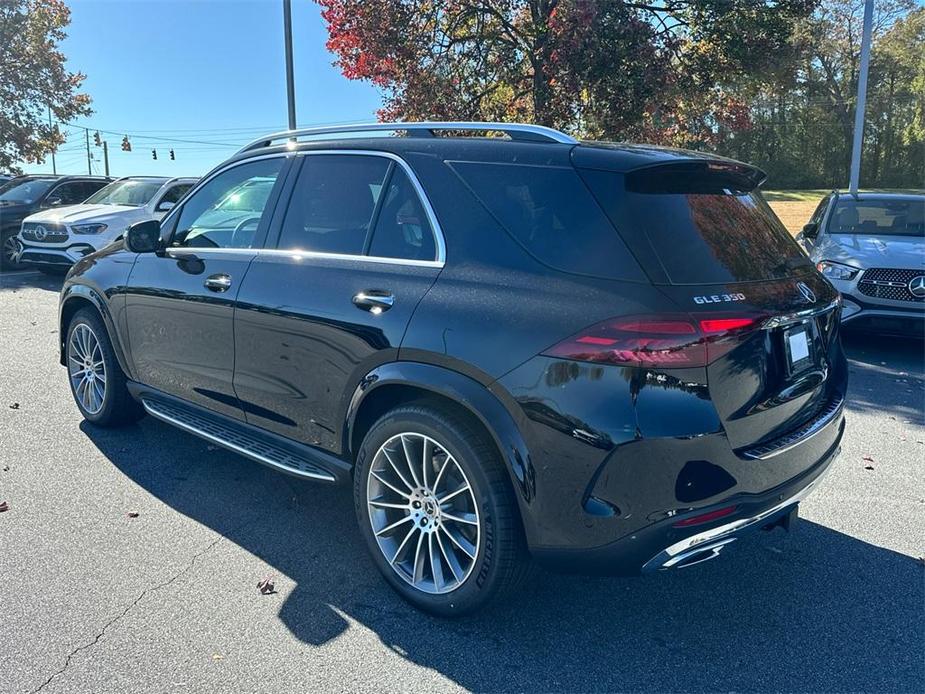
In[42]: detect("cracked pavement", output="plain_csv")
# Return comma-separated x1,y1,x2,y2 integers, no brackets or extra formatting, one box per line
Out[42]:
1,269,923,693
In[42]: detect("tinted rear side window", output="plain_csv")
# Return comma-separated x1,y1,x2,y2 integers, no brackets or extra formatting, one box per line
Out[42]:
449,162,645,281
581,167,813,285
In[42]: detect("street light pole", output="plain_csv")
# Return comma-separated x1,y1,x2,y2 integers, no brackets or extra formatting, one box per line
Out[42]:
283,0,297,131
849,0,874,194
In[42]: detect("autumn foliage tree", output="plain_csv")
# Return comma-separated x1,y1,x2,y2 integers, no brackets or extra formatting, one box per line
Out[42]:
316,0,815,146
0,0,91,172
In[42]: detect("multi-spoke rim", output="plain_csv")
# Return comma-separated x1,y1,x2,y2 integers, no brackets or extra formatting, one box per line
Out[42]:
3,234,22,266
367,432,480,595
67,324,107,415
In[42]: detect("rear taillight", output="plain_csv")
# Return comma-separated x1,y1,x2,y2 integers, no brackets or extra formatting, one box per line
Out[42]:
542,313,765,368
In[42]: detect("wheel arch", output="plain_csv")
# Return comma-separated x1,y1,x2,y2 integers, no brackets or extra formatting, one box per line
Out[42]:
345,361,536,506
59,285,133,378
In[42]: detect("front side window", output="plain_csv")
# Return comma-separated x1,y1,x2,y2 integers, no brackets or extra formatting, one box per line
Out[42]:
277,155,390,254
171,158,285,249
826,198,924,237
49,181,93,205
85,179,165,207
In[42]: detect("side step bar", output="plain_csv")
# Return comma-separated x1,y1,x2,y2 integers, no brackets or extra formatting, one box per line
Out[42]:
139,395,348,484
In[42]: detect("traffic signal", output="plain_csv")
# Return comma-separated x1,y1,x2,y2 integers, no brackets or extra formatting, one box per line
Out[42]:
93,131,102,147
121,136,131,152
169,149,175,160
151,149,157,160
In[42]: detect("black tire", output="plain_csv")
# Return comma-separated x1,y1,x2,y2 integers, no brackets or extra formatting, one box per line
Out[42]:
1,228,24,271
354,403,528,616
65,307,144,427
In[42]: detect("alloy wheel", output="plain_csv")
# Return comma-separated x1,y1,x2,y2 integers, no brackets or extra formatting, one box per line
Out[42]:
67,323,107,415
2,234,23,268
366,432,481,595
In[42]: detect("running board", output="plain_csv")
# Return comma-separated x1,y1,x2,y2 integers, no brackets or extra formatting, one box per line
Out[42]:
140,396,341,483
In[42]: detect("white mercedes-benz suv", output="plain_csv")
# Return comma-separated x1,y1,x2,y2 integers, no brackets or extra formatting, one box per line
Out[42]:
797,191,924,336
16,176,197,272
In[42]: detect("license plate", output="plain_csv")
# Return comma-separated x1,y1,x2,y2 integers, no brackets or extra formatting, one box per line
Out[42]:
785,324,812,372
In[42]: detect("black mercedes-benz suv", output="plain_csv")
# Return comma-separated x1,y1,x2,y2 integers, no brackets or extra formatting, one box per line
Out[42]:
59,122,846,615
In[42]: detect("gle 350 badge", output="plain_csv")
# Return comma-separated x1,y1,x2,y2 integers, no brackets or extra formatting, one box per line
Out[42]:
693,293,746,305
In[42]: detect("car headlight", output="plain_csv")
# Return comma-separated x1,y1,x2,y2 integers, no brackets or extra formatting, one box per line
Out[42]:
71,223,108,235
816,260,859,281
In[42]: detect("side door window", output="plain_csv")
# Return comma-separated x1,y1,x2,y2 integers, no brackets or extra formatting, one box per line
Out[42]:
154,183,192,212
275,154,390,254
47,181,90,206
367,167,437,261
170,159,285,249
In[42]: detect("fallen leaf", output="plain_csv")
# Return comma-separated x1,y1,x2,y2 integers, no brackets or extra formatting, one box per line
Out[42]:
8,403,19,410
864,465,874,471
862,456,874,462
0,501,9,512
2,465,9,472
126,511,140,518
257,576,276,595
212,653,224,661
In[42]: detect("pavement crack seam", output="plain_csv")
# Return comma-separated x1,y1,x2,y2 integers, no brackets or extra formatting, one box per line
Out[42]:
29,524,246,694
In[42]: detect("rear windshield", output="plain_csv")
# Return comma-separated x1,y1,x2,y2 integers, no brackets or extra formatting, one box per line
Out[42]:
449,161,645,281
827,198,924,237
581,166,813,285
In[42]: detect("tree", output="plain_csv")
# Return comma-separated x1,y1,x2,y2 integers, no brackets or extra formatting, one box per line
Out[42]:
316,0,816,145
0,0,91,172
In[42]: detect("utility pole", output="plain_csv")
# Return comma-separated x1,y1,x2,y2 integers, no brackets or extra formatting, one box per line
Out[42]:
47,107,56,174
283,0,297,130
85,128,92,175
849,0,874,194
103,141,110,177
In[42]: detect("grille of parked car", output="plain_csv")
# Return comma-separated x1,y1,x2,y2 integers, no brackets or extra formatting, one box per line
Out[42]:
857,267,925,303
21,222,69,244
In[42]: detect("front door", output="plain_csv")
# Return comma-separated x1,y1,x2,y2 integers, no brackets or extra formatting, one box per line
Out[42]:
124,156,289,420
233,153,443,452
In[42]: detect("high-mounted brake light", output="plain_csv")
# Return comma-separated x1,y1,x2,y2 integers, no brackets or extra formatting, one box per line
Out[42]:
543,313,764,368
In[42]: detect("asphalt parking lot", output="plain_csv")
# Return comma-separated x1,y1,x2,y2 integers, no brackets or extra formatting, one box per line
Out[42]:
1,269,923,694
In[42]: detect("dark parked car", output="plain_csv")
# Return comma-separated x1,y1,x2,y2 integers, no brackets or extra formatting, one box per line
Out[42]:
59,122,847,615
0,174,111,270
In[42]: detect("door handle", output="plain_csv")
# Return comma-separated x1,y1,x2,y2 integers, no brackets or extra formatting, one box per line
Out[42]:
353,290,394,314
204,273,232,292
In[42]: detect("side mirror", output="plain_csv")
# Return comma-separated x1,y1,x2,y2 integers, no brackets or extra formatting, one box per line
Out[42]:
802,222,819,239
155,200,175,213
125,219,161,253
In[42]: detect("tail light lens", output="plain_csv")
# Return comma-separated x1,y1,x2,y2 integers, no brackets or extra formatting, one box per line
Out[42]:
542,313,765,368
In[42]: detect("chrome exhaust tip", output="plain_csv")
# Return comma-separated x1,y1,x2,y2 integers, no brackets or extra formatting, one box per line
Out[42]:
661,537,737,570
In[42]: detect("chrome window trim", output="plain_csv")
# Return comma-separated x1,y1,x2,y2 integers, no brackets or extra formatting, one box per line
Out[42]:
159,150,446,268
288,149,446,265
157,152,294,232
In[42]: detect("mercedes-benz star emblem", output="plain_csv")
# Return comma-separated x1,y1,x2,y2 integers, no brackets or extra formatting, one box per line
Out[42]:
796,281,816,304
909,275,925,298
33,225,47,241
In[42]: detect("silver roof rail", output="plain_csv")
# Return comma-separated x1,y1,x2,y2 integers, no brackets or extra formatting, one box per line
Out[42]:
237,121,578,153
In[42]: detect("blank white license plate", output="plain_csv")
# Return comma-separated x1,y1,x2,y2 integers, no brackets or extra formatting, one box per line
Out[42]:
786,326,811,370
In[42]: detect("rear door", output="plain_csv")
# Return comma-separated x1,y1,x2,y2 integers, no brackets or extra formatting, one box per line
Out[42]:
124,156,290,420
232,152,442,453
579,162,843,450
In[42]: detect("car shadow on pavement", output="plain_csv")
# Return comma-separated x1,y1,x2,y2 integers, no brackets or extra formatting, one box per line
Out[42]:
842,332,924,423
82,418,923,693
0,270,65,293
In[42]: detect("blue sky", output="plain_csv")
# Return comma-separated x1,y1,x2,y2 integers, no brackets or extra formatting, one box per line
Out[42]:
22,0,383,177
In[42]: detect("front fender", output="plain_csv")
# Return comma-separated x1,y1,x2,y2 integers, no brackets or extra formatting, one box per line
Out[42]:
345,361,536,506
59,282,134,379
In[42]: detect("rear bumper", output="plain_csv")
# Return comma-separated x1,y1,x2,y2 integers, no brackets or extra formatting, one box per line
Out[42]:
532,420,842,574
